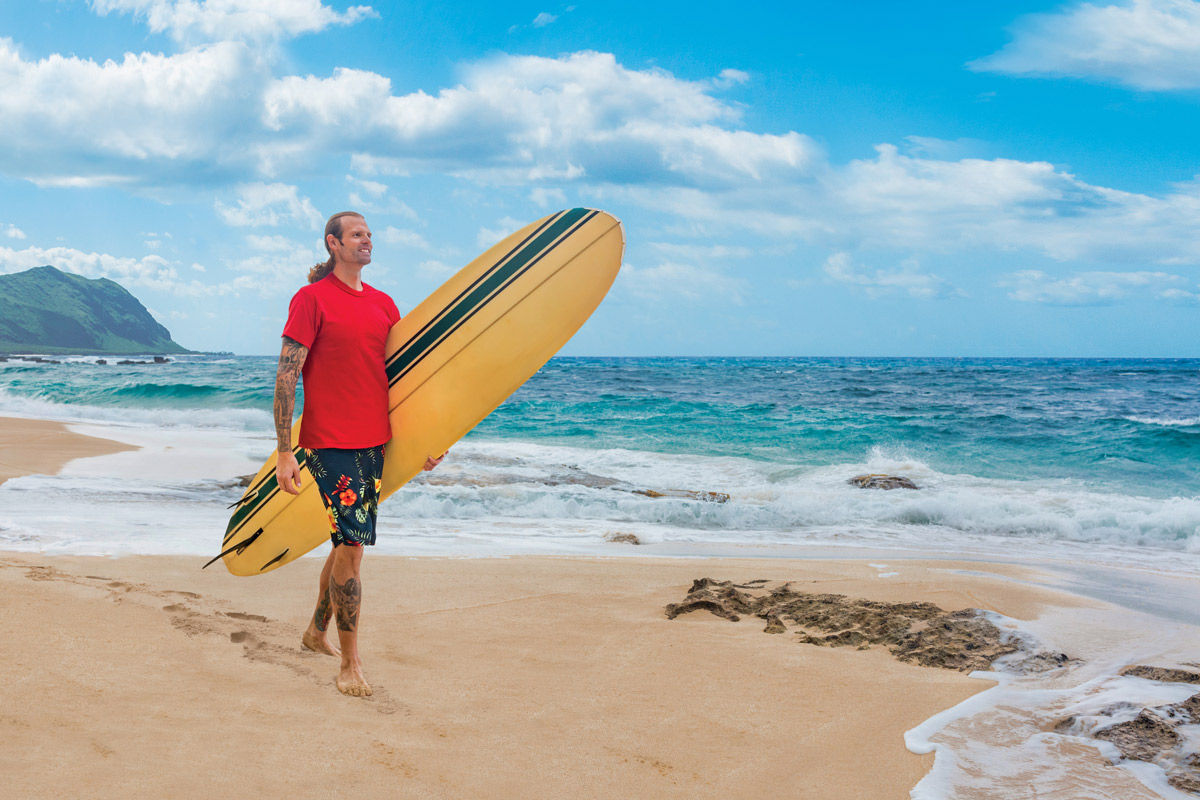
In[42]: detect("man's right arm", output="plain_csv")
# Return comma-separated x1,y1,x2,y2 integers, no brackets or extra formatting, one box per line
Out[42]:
274,335,309,495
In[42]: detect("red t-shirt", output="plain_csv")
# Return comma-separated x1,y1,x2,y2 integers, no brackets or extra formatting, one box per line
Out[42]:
282,273,401,449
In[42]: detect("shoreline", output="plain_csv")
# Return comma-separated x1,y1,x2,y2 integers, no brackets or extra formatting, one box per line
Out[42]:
0,415,138,487
0,550,1079,799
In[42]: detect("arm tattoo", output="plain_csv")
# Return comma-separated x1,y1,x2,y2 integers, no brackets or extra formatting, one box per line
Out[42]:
331,575,362,632
313,587,334,632
274,336,308,452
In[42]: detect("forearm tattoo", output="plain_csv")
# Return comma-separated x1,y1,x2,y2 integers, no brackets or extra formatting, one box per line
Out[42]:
331,575,362,632
274,336,308,452
313,587,334,632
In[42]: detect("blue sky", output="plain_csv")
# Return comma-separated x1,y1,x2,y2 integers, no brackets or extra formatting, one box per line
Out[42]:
1,0,1199,356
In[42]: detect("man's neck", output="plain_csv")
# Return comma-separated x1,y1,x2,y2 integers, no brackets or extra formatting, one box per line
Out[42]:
332,262,364,291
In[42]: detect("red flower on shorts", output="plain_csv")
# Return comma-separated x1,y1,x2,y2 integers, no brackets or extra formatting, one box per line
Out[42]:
335,475,351,491
338,488,358,506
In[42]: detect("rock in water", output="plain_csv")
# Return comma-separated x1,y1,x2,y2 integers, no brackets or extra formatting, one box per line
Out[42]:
848,474,918,490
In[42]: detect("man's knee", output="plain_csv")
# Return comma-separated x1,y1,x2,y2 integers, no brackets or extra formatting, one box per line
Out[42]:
332,543,364,574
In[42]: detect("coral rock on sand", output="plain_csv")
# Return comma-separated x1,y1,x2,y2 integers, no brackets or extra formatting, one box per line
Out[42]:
664,578,1048,672
848,474,918,490
604,532,642,545
1056,666,1200,795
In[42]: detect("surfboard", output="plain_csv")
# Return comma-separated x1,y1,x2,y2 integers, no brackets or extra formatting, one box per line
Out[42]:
214,208,624,576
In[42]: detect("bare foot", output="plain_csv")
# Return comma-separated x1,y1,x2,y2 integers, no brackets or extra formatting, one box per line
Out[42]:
301,627,341,657
336,662,372,697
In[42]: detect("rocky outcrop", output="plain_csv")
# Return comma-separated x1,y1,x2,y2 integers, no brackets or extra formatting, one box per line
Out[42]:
664,578,1070,672
848,474,918,490
1056,665,1200,795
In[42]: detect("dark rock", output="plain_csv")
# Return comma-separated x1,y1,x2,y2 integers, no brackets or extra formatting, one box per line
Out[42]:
664,578,1040,672
233,474,255,488
1121,665,1200,684
95,359,106,365
848,474,918,490
604,532,641,545
1094,710,1179,763
153,356,168,363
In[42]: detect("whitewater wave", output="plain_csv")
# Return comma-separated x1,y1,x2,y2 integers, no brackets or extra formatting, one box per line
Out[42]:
0,388,272,432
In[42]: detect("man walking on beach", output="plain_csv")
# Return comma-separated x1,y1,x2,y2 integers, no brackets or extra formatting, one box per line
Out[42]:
272,211,444,697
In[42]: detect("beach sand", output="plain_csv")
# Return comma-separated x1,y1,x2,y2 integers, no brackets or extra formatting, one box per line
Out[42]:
0,416,137,486
1,550,1093,800
0,417,1169,800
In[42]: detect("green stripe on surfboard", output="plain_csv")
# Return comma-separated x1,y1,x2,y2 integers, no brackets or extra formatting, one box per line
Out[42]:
385,207,593,384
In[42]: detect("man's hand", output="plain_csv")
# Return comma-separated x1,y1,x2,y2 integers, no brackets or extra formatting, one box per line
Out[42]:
423,450,448,471
276,450,303,494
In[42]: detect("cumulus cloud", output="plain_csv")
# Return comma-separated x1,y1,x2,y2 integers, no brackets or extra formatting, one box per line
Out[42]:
997,269,1187,305
822,252,959,299
971,0,1200,90
532,12,557,27
0,38,264,186
215,183,323,228
5,225,25,240
90,0,376,45
613,145,1200,267
0,243,214,295
264,51,817,187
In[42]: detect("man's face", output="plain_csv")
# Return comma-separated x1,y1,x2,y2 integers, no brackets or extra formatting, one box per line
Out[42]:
329,217,372,267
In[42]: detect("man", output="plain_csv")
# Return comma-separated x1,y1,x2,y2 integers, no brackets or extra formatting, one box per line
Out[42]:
273,210,444,698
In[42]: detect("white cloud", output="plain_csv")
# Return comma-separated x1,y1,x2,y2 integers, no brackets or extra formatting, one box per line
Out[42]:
0,243,215,295
614,145,1200,267
532,12,557,27
381,227,432,250
0,38,262,185
477,218,524,248
621,261,746,304
822,252,958,299
529,187,566,207
215,183,323,228
997,269,1187,305
417,259,456,278
265,51,817,188
5,224,25,240
971,0,1200,90
90,0,376,45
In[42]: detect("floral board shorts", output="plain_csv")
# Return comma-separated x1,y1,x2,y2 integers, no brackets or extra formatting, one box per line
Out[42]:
305,445,385,547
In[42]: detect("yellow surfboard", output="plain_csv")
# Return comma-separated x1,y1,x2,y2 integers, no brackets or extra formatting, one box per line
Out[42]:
214,208,624,576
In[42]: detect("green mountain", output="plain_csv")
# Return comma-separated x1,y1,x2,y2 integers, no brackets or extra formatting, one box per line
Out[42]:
0,265,191,355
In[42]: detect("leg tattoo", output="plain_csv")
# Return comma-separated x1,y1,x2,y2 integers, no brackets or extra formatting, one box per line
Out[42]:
331,575,362,632
313,587,334,632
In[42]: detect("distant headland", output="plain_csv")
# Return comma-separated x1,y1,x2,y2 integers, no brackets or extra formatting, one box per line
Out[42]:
0,265,192,356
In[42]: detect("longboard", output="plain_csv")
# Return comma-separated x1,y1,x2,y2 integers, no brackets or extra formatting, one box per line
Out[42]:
214,208,624,575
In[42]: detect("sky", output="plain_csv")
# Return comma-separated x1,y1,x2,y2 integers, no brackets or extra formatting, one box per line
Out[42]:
1,0,1199,357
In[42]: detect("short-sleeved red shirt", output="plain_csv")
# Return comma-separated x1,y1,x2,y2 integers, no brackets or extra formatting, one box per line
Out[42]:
282,272,401,449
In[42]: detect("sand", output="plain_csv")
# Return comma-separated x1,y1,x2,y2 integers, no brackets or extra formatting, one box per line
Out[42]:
0,416,137,486
0,416,1131,799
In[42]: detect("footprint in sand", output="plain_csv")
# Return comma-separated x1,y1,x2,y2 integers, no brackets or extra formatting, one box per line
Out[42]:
223,611,268,623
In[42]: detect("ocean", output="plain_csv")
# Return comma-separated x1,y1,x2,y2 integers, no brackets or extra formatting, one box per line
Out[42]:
0,354,1198,570
4,353,1200,798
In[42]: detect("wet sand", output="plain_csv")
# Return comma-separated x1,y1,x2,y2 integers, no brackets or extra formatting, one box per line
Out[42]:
0,415,137,486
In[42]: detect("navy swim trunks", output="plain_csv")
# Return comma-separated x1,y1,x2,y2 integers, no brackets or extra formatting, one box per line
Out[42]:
305,445,385,547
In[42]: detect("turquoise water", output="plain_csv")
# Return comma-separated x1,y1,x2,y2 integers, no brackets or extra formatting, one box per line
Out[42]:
3,355,1196,498
1,354,1198,559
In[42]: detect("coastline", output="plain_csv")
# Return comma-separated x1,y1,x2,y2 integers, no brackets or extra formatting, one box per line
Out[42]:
0,415,138,486
0,550,1079,800
2,412,1197,798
